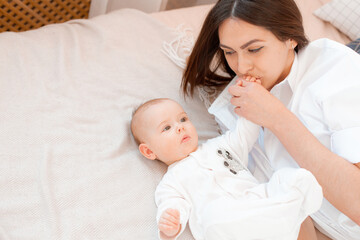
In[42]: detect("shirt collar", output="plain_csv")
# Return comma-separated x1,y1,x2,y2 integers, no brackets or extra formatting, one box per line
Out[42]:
287,52,299,92
271,52,299,94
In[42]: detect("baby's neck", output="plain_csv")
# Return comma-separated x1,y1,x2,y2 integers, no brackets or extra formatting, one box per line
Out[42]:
167,145,199,166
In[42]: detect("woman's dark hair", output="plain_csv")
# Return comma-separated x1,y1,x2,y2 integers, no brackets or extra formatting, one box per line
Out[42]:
182,0,308,96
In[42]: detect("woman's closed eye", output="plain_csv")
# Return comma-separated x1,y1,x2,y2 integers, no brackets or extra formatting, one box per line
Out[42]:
223,50,235,55
222,46,263,55
248,46,263,53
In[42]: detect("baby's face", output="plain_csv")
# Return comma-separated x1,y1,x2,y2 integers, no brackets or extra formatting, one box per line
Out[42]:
137,99,198,165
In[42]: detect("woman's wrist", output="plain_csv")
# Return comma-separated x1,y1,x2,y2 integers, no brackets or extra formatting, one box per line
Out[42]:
263,100,293,132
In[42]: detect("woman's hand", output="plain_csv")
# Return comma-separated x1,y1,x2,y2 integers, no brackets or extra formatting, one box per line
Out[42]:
228,79,288,129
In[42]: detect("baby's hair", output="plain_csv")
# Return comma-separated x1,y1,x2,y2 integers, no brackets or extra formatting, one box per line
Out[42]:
130,98,171,145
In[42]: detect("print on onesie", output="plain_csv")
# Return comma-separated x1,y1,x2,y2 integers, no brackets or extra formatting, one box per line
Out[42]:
216,147,247,175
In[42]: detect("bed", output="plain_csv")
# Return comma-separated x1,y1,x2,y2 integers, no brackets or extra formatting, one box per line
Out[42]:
0,0,359,239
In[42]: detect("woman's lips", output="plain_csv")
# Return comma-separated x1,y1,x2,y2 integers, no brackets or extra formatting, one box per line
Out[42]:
242,74,261,81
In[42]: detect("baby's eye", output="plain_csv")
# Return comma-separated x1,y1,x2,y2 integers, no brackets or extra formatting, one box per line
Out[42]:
180,117,187,122
248,46,263,53
163,125,171,132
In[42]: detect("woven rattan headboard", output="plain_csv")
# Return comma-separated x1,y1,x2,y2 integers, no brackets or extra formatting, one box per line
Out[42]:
0,0,91,33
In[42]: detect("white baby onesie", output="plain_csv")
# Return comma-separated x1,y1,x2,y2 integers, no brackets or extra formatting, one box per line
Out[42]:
155,118,323,240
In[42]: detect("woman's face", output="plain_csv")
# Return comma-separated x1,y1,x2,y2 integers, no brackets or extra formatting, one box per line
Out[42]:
218,18,296,90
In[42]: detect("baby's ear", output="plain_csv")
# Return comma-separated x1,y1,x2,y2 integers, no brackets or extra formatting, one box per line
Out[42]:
139,143,156,160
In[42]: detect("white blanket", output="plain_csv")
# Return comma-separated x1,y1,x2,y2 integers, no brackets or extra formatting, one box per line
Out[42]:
0,9,219,239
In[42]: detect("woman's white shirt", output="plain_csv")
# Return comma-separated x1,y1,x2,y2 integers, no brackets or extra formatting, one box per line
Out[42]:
266,38,360,240
267,38,360,167
208,38,360,240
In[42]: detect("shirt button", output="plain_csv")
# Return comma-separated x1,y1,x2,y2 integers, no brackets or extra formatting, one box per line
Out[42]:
230,169,237,175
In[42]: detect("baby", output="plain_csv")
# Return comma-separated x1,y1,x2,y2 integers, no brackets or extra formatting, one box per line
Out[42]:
130,95,323,240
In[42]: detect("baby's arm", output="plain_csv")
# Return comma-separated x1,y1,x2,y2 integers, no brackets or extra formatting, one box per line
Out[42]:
158,208,181,239
225,76,262,159
155,172,191,240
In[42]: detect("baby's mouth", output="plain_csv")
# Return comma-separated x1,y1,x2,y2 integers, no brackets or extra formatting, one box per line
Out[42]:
181,135,191,143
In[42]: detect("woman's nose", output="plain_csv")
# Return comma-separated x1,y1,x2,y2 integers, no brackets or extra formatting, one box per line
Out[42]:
237,55,253,75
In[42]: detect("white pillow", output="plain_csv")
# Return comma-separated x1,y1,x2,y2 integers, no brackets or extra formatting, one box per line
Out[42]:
313,0,360,40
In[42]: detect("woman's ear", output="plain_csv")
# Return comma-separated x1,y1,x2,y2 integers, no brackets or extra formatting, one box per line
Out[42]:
287,39,298,50
139,143,157,160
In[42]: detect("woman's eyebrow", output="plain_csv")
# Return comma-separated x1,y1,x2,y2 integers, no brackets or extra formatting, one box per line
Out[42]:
219,44,234,50
220,39,263,50
240,39,262,49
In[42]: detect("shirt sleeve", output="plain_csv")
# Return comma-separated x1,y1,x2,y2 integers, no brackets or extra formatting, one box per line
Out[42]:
331,127,360,164
322,86,360,164
223,117,260,164
299,61,360,164
208,76,239,132
155,171,191,240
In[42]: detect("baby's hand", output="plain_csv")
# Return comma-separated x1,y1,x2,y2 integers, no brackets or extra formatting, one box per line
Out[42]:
158,208,181,238
244,75,261,84
235,76,261,89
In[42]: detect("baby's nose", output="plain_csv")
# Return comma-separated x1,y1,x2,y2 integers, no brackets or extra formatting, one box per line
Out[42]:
177,124,184,133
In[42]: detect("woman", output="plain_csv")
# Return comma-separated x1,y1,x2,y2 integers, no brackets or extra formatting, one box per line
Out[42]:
182,0,360,239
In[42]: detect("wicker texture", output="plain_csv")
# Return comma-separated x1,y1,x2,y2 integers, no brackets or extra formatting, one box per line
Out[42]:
0,0,91,33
